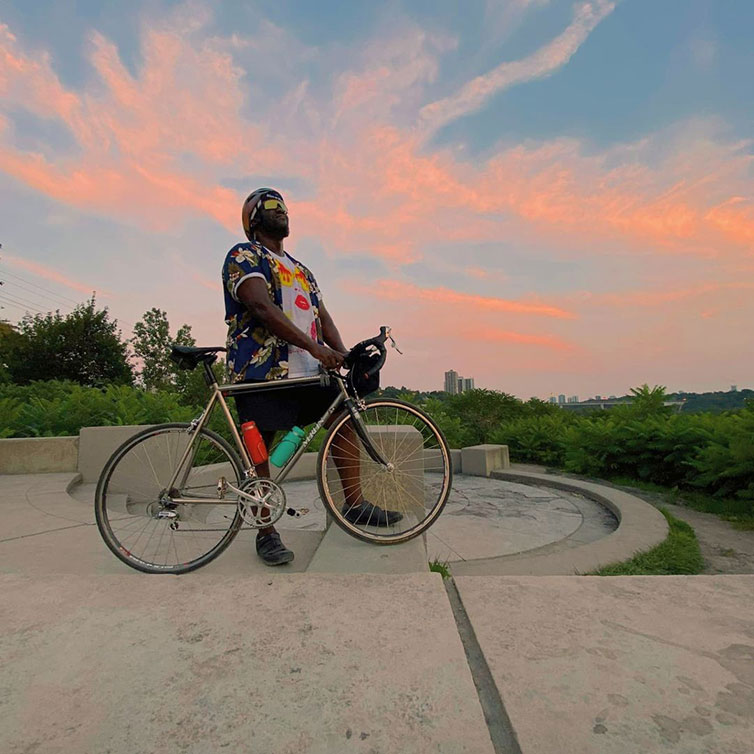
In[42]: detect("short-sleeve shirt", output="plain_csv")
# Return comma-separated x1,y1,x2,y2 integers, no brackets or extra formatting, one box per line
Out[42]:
221,241,324,382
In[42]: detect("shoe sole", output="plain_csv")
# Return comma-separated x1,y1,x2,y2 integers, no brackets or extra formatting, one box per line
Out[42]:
259,553,295,566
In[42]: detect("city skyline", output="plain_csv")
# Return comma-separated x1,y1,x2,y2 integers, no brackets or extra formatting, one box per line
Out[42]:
1,1,752,398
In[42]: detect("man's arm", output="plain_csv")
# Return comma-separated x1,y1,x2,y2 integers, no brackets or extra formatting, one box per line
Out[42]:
236,277,344,369
319,300,348,355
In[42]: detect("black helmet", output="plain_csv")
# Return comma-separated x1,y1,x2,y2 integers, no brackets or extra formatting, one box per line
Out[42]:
241,188,286,241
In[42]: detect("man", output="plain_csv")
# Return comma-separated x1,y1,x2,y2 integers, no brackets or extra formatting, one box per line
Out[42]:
222,188,401,566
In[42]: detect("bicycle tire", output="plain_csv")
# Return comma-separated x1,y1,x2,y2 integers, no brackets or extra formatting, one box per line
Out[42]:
95,423,245,574
316,399,452,544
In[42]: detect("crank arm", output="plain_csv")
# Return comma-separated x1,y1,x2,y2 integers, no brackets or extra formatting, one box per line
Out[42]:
224,480,274,509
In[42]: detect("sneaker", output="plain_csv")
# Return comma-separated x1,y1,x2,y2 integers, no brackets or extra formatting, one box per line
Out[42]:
256,531,294,566
342,500,403,527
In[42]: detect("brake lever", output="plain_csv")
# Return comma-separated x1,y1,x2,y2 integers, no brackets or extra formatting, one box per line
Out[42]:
386,328,403,355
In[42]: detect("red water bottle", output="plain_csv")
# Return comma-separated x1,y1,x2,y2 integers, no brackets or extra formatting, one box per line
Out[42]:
241,421,268,465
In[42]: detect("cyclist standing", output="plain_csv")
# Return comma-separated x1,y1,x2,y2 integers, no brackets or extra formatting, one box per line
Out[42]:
222,188,402,566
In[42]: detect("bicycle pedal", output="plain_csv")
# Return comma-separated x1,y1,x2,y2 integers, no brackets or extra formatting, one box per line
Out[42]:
286,507,309,517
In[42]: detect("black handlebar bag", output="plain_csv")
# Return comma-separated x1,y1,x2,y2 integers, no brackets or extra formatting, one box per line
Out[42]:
348,349,381,396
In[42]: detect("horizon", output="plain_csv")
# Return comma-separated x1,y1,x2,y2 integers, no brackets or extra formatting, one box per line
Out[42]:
1,0,752,398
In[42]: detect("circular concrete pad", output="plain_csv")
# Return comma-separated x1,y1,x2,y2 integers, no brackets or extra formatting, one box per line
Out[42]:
264,474,618,562
427,475,617,563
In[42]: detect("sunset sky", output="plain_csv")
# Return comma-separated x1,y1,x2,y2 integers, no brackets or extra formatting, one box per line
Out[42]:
1,0,752,398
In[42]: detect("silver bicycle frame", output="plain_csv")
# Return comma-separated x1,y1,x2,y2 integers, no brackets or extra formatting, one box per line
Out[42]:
167,374,350,505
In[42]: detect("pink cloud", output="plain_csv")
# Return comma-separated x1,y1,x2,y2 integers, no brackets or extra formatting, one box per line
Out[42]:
365,279,577,319
1,6,753,399
462,326,576,352
2,13,752,269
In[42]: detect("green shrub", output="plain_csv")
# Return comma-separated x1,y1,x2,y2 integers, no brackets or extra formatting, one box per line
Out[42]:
563,414,713,487
687,404,754,501
489,413,572,465
0,380,197,438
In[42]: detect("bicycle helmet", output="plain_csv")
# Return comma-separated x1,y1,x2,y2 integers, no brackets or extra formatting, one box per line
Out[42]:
241,188,286,242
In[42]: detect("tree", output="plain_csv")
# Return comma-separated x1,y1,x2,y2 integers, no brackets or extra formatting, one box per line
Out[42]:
0,320,21,383
130,308,195,392
620,384,671,419
443,389,523,444
5,297,132,386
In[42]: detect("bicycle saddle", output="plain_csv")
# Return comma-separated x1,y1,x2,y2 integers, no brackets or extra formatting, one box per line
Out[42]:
170,345,226,370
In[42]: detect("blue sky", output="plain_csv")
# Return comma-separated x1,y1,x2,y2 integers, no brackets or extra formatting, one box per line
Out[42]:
1,0,752,396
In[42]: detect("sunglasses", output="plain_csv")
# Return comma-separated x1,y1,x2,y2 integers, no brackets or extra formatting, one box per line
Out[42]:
262,198,288,213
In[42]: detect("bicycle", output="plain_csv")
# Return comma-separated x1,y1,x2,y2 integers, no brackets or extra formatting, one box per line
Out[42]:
95,327,453,574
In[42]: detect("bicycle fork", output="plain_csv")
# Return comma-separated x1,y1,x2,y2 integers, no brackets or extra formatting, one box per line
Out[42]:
346,401,392,469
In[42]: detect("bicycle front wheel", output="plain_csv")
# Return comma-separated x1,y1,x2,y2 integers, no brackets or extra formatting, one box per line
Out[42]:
95,423,245,574
317,399,452,544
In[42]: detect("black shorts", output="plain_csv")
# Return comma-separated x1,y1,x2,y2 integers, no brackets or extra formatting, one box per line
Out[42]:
234,380,342,433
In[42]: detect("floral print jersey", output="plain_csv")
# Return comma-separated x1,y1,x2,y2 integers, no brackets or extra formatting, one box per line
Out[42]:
221,241,324,382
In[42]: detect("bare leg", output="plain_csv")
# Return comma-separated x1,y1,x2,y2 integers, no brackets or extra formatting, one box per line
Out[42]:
255,431,276,536
331,420,363,508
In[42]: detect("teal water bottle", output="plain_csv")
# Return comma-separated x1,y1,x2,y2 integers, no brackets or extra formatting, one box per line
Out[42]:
269,426,305,467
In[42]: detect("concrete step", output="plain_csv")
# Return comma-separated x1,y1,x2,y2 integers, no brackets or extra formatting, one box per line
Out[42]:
1,572,494,754
307,517,429,574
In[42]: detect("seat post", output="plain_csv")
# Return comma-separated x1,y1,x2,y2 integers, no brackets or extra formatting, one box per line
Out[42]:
202,359,218,387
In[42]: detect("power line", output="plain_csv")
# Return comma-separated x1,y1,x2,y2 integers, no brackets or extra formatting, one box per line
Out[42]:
0,246,135,332
0,266,83,307
0,275,79,312
0,290,49,311
0,293,45,314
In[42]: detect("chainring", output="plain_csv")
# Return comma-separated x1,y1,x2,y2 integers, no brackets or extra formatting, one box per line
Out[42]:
237,478,287,528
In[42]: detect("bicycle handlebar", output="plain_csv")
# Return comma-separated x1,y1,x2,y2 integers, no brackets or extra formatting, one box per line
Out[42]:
343,326,390,378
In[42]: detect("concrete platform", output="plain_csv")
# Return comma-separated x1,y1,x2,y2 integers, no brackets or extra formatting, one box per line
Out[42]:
1,572,494,754
427,475,617,564
307,520,428,574
0,473,323,576
2,468,667,577
2,472,752,753
455,575,754,753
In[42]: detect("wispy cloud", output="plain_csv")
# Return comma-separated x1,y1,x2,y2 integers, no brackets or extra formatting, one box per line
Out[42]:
419,0,616,135
366,279,577,319
1,2,753,396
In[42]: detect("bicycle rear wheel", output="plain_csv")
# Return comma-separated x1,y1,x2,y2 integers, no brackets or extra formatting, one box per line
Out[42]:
317,399,452,544
95,423,245,574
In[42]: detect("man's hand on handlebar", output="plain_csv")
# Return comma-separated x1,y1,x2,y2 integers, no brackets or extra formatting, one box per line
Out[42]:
309,343,345,370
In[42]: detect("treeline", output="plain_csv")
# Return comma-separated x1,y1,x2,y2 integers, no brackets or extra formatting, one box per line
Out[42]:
1,301,752,514
378,385,754,414
415,385,754,511
668,389,754,414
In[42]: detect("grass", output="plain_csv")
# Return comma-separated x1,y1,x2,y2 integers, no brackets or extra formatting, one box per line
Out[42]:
588,507,704,576
609,476,754,531
429,558,451,579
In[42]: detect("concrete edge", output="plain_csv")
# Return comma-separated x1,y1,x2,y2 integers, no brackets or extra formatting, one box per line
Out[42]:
0,436,79,475
449,469,670,576
65,472,83,495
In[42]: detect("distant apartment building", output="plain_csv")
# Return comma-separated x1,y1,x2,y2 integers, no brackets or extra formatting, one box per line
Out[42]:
558,394,566,404
548,396,558,404
444,370,475,394
567,395,579,403
444,370,459,394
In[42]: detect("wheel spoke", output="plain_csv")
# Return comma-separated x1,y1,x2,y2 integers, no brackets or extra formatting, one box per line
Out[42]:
319,400,452,543
95,425,243,573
